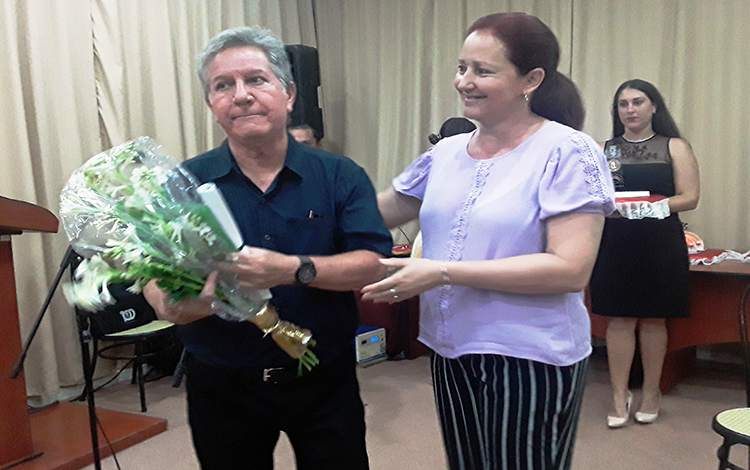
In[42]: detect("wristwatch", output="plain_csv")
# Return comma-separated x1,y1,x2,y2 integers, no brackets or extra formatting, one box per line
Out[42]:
294,255,317,285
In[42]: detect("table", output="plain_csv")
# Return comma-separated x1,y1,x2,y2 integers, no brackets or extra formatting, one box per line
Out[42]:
589,257,750,397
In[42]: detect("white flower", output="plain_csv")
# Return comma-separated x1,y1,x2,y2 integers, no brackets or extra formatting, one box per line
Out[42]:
63,256,118,311
166,216,189,245
106,239,147,266
127,278,147,293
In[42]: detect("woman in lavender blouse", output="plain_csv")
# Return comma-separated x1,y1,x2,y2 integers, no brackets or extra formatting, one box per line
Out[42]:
361,12,615,470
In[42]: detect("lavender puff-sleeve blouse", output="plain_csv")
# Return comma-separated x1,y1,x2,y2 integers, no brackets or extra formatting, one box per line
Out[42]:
393,121,616,366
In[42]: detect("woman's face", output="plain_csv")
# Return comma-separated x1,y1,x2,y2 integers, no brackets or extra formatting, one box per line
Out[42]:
454,31,528,125
617,88,656,134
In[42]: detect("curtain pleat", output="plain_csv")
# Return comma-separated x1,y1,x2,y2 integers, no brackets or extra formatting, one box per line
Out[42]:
1,0,101,403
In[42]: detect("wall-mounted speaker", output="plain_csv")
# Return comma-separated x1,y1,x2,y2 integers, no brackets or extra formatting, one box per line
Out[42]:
285,45,324,140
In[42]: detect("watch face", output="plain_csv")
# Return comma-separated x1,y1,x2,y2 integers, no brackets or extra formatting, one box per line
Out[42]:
296,257,316,285
297,265,316,284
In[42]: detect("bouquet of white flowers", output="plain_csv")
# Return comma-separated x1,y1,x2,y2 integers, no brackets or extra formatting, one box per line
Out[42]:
60,137,318,371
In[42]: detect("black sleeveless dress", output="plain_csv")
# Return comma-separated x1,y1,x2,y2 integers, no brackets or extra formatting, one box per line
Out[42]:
589,134,689,319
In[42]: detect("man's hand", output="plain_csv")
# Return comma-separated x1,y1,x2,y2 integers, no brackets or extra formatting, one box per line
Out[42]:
220,247,387,292
143,272,218,324
221,246,298,290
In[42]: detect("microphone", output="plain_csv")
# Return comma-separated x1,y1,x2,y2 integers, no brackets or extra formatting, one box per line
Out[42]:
428,134,440,145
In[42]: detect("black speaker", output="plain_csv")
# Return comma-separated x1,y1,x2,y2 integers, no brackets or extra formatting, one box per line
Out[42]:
285,45,324,140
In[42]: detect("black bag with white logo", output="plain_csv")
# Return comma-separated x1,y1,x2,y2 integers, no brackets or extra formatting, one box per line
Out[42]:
88,283,158,336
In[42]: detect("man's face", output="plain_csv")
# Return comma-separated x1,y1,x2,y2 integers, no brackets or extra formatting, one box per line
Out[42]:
289,128,319,147
205,47,296,144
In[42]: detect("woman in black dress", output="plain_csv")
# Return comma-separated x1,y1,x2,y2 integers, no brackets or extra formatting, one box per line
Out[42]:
590,79,700,428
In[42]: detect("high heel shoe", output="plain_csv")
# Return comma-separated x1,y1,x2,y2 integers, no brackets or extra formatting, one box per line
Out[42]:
607,391,632,428
634,410,659,424
635,390,661,424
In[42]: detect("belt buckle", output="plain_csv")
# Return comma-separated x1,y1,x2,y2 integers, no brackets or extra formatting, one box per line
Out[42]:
263,367,286,383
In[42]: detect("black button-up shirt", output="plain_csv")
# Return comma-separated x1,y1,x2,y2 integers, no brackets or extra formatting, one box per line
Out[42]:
177,137,393,369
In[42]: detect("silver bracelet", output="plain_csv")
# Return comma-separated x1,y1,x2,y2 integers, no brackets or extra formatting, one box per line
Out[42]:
440,261,451,284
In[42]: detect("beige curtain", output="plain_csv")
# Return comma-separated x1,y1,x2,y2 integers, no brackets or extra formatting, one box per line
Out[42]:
2,0,749,403
315,0,574,243
94,0,316,159
316,0,750,249
1,0,314,404
1,0,103,405
572,0,750,250
316,0,573,187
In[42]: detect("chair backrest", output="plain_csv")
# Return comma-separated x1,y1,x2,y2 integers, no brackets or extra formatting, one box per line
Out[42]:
86,283,158,337
69,251,158,337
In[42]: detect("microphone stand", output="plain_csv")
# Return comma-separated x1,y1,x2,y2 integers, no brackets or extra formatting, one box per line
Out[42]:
10,245,76,379
9,245,102,470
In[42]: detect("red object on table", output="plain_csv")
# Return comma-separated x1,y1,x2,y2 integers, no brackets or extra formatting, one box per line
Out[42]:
614,194,666,203
689,248,725,262
391,244,412,257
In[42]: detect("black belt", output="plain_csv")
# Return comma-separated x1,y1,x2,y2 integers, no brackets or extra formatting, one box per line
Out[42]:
260,366,301,384
187,349,353,386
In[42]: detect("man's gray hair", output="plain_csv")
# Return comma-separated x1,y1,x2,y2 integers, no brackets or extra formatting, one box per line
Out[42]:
198,26,294,100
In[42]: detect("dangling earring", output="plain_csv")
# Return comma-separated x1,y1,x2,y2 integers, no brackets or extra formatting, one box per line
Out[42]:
524,93,530,102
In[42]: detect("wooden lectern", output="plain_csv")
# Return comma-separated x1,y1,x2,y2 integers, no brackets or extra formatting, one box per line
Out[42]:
0,196,58,468
0,196,167,470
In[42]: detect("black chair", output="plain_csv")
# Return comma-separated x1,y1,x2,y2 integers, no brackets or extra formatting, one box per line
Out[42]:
71,256,177,412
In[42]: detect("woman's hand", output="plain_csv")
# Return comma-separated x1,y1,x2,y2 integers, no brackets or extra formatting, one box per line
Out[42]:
143,272,217,324
360,258,444,303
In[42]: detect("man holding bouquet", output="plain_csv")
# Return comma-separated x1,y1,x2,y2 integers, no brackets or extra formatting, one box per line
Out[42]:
144,26,392,470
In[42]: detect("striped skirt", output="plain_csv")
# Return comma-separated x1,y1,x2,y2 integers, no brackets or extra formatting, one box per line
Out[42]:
431,353,589,470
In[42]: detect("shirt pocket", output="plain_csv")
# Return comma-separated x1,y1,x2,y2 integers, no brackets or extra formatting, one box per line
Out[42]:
283,216,335,254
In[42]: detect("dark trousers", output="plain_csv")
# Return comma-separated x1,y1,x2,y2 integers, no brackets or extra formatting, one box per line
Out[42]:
185,350,369,470
431,353,589,470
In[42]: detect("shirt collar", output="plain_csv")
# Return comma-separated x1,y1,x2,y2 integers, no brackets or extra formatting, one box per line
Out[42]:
200,136,309,182
281,136,308,180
